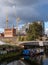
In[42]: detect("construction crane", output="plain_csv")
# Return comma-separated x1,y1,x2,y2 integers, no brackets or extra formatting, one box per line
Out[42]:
16,17,20,34
6,16,8,29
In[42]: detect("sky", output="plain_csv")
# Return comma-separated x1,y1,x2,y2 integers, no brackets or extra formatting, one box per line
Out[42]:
45,22,48,34
0,0,48,33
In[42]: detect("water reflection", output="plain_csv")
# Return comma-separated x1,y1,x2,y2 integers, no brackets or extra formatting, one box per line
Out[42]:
43,58,48,65
1,61,18,65
7,61,18,65
1,62,7,65
0,56,48,65
1,59,48,65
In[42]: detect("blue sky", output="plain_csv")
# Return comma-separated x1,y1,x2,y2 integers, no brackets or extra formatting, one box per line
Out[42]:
45,22,48,29
0,0,48,33
44,22,48,33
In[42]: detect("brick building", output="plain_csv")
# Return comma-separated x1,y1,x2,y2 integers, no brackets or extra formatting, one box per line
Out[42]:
4,28,16,37
0,33,4,37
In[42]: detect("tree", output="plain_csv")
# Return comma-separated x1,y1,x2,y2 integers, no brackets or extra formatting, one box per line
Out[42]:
26,22,43,41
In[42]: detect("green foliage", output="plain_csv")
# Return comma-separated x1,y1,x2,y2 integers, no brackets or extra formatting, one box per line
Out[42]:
0,51,22,62
21,37,24,41
19,36,21,41
26,22,43,41
19,36,24,41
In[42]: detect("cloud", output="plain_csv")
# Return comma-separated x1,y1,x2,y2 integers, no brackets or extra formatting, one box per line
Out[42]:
45,28,48,35
0,28,4,33
0,0,48,30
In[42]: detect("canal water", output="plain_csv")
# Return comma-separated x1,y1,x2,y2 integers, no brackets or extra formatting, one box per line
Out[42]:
0,60,27,65
0,54,48,65
43,58,48,65
0,58,48,65
0,60,19,65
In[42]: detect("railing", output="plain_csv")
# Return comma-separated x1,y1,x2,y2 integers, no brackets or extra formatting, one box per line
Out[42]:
19,41,48,46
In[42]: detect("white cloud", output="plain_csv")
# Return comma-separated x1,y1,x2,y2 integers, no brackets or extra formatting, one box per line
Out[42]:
0,28,4,33
45,28,48,34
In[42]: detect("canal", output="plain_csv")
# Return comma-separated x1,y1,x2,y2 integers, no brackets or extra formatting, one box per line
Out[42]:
0,42,48,65
0,60,26,65
0,60,19,65
0,57,48,65
43,58,48,65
